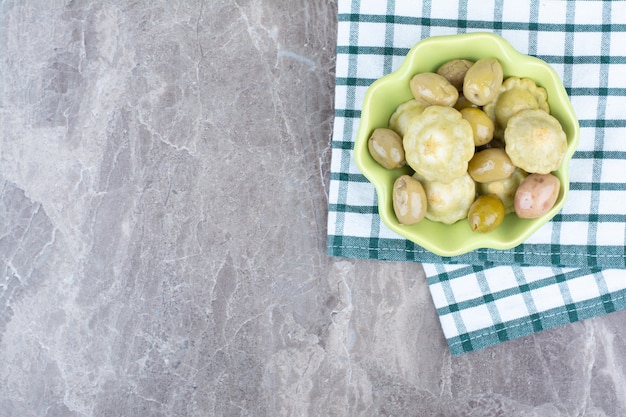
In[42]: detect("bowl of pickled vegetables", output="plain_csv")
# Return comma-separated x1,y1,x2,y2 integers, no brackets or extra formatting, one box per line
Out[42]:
353,32,579,256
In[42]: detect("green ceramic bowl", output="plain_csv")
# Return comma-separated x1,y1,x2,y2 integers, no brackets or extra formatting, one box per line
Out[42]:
353,32,580,257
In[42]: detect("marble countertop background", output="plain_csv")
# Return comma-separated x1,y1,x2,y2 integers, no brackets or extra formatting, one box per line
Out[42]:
2,1,626,416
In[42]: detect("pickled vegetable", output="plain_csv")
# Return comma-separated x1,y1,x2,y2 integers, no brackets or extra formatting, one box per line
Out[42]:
468,148,516,183
368,128,406,170
437,59,474,91
468,194,506,232
504,109,567,174
494,89,539,128
463,57,504,106
485,78,548,121
514,173,560,219
410,72,459,107
403,105,474,184
420,172,476,225
393,175,427,225
389,99,427,137
460,107,495,146
483,77,550,138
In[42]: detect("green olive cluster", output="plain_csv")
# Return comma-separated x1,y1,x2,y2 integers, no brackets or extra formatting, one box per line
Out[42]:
367,57,568,232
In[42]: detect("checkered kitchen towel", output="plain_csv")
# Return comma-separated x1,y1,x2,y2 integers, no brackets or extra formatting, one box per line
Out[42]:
327,0,626,355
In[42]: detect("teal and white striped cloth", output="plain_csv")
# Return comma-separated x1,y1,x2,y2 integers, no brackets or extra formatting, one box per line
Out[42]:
327,0,626,356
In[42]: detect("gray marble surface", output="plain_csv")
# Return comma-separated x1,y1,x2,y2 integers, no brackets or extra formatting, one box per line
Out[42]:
2,1,626,416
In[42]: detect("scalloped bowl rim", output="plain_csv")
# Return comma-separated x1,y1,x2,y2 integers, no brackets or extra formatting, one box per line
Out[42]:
353,32,580,257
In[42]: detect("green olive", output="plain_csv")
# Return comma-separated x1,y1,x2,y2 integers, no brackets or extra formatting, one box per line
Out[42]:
463,57,504,106
460,107,494,146
409,72,459,107
436,59,474,91
467,194,505,233
392,175,427,225
468,148,516,183
368,128,405,170
494,88,539,128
